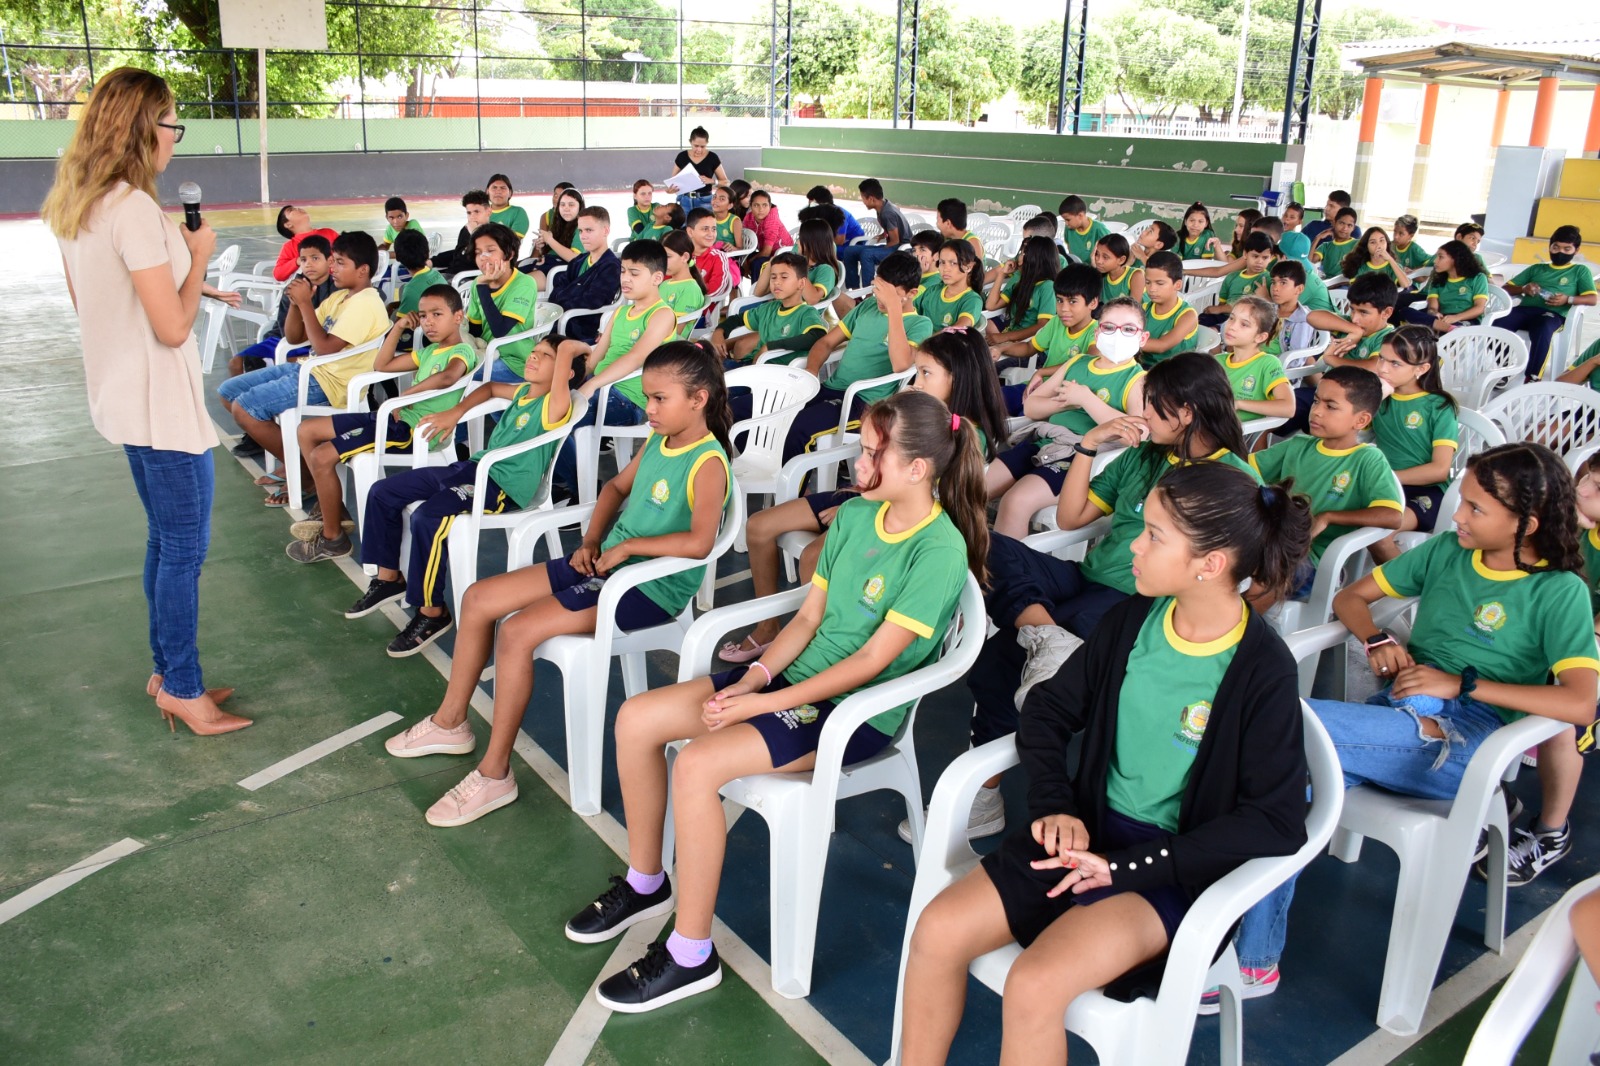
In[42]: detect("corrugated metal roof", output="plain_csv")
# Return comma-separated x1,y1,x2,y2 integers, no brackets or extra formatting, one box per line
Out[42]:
1341,24,1600,86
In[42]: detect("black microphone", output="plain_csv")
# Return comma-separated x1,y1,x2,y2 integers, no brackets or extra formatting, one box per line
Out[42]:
178,181,202,232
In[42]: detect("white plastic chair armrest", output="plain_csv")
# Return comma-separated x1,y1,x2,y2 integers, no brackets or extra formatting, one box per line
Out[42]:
473,393,588,516
1023,516,1112,558
677,587,814,681
485,322,554,365
920,736,1023,880
726,294,774,318
838,368,915,422
293,338,384,407
343,367,413,412
556,300,622,333
775,442,863,503
372,383,481,463
1298,524,1397,625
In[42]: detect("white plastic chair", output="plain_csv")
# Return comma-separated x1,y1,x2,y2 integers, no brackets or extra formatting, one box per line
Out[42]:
1548,303,1591,380
506,485,743,816
967,212,992,229
279,337,397,510
1101,220,1128,235
910,221,938,236
204,244,239,285
1122,218,1157,241
810,364,916,458
1005,205,1044,226
1282,617,1565,1037
1281,329,1331,381
441,392,589,620
1462,872,1600,1066
451,270,481,303
728,226,759,262
1482,285,1513,318
665,574,986,999
974,222,1012,259
854,217,883,245
1393,409,1506,554
887,699,1343,1066
346,376,482,536
725,364,821,553
1437,327,1528,410
572,368,651,505
769,441,863,583
1193,325,1221,353
1329,288,1352,318
1482,382,1600,460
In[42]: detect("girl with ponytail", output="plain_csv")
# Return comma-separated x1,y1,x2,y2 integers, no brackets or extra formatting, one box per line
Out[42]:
567,389,983,1012
1230,442,1598,1002
387,341,732,829
901,460,1314,1064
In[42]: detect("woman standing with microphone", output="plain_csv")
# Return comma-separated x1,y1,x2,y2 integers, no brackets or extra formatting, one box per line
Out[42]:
42,67,250,735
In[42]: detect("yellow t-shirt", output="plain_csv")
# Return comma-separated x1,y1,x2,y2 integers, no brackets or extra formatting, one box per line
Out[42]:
308,288,392,404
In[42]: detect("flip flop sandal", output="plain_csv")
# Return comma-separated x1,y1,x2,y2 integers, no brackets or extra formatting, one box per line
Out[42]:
254,472,286,487
263,489,290,508
717,634,774,664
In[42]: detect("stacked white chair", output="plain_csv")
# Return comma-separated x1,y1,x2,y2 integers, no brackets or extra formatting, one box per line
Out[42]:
1436,327,1528,410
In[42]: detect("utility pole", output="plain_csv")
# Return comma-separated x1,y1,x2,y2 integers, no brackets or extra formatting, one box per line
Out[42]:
1232,0,1250,133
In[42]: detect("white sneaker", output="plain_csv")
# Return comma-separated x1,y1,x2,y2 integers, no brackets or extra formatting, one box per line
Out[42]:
897,784,1006,845
1016,625,1084,711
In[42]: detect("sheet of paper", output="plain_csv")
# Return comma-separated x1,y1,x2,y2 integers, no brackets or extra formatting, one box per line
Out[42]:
665,163,704,196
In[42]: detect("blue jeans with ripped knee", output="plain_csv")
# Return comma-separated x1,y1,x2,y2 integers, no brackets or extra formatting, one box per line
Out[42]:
1233,688,1508,969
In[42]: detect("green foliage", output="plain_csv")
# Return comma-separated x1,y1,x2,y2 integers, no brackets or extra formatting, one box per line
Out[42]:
1106,8,1234,120
828,0,1010,123
1016,20,1115,127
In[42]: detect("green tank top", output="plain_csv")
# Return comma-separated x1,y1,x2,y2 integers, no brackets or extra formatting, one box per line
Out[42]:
1140,296,1198,362
603,432,731,615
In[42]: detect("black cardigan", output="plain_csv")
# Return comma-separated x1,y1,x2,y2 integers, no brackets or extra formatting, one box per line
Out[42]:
1018,596,1309,900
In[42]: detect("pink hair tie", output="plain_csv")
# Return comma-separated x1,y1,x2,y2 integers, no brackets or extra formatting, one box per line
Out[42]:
940,325,970,335
951,413,961,432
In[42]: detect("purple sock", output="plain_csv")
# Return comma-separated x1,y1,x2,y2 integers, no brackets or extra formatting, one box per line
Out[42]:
626,867,665,896
666,930,713,968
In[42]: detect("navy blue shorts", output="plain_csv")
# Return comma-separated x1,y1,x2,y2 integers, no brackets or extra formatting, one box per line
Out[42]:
1403,484,1445,533
981,807,1190,947
546,556,676,630
330,412,414,460
1287,559,1316,602
998,441,1070,493
804,489,860,523
709,665,893,769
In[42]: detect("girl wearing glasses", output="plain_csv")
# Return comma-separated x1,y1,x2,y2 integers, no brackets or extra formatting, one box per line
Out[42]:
44,68,250,735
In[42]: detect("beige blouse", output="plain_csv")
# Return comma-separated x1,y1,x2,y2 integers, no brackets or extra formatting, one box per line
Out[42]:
57,182,219,454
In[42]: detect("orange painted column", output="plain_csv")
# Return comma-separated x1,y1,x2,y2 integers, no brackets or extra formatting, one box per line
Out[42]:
1481,87,1512,200
1351,77,1384,215
1408,82,1440,206
1529,75,1558,147
1585,86,1600,158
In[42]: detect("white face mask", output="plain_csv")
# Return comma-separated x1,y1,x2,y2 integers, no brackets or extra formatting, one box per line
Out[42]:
1097,330,1142,364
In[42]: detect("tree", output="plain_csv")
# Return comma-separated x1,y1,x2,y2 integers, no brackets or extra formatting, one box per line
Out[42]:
961,17,1020,95
2,0,136,114
828,0,1002,124
1105,8,1234,120
1016,20,1115,128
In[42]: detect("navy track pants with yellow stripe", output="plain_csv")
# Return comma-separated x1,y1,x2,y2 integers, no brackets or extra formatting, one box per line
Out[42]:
359,460,507,610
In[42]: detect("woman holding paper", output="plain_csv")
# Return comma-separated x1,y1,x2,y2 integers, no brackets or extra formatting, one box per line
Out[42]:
668,126,729,215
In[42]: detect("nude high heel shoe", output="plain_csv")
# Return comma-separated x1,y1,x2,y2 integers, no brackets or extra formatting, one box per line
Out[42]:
155,690,253,736
147,674,237,706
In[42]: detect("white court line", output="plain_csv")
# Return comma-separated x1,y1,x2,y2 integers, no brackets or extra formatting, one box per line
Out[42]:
714,568,753,589
1326,898,1556,1066
544,918,671,1066
0,838,144,926
232,449,873,1066
236,712,403,791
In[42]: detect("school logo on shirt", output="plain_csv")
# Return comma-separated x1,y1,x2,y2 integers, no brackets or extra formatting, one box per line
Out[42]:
1242,375,1257,392
1474,601,1508,633
514,412,532,430
1095,387,1111,402
1175,700,1211,749
1405,411,1423,429
780,323,793,337
860,575,886,612
940,312,953,326
650,478,670,505
1457,285,1469,297
1332,471,1352,495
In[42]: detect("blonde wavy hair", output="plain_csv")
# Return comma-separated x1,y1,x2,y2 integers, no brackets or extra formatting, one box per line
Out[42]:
41,67,173,240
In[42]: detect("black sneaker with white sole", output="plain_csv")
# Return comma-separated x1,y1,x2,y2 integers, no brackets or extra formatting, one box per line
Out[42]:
1471,794,1526,864
386,611,452,657
346,576,407,618
595,940,721,1013
565,874,675,944
1501,822,1573,886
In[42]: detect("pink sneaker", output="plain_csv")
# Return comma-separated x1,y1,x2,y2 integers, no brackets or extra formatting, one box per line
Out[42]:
425,769,518,827
1197,964,1279,1015
385,715,475,758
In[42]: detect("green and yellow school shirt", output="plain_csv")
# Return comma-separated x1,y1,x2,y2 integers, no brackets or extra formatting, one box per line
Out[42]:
1582,526,1600,614
467,270,540,376
1108,598,1247,831
1250,437,1401,564
627,204,657,234
602,431,730,615
1177,230,1217,261
1576,338,1600,387
1372,392,1458,487
1317,237,1358,277
794,497,968,736
1218,267,1268,307
396,266,448,315
1080,445,1258,594
1140,296,1198,363
1392,240,1434,272
741,299,827,361
915,270,940,300
472,386,572,507
1427,274,1490,316
1101,265,1143,305
1065,218,1111,265
714,214,740,247
914,284,983,329
1372,533,1600,722
491,204,530,240
384,218,424,244
593,299,677,409
1221,350,1289,422
400,341,478,449
1001,275,1056,327
1511,262,1597,317
1349,323,1395,362
1032,316,1098,369
637,222,674,242
659,278,707,337
807,262,839,302
824,301,934,403
1299,267,1336,314
1352,259,1410,289
1043,355,1144,436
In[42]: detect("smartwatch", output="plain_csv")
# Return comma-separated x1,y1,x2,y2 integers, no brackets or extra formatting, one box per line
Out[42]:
1072,442,1099,460
1364,630,1398,654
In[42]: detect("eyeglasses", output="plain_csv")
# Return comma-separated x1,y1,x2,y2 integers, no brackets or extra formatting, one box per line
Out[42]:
1099,323,1143,337
157,121,186,143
